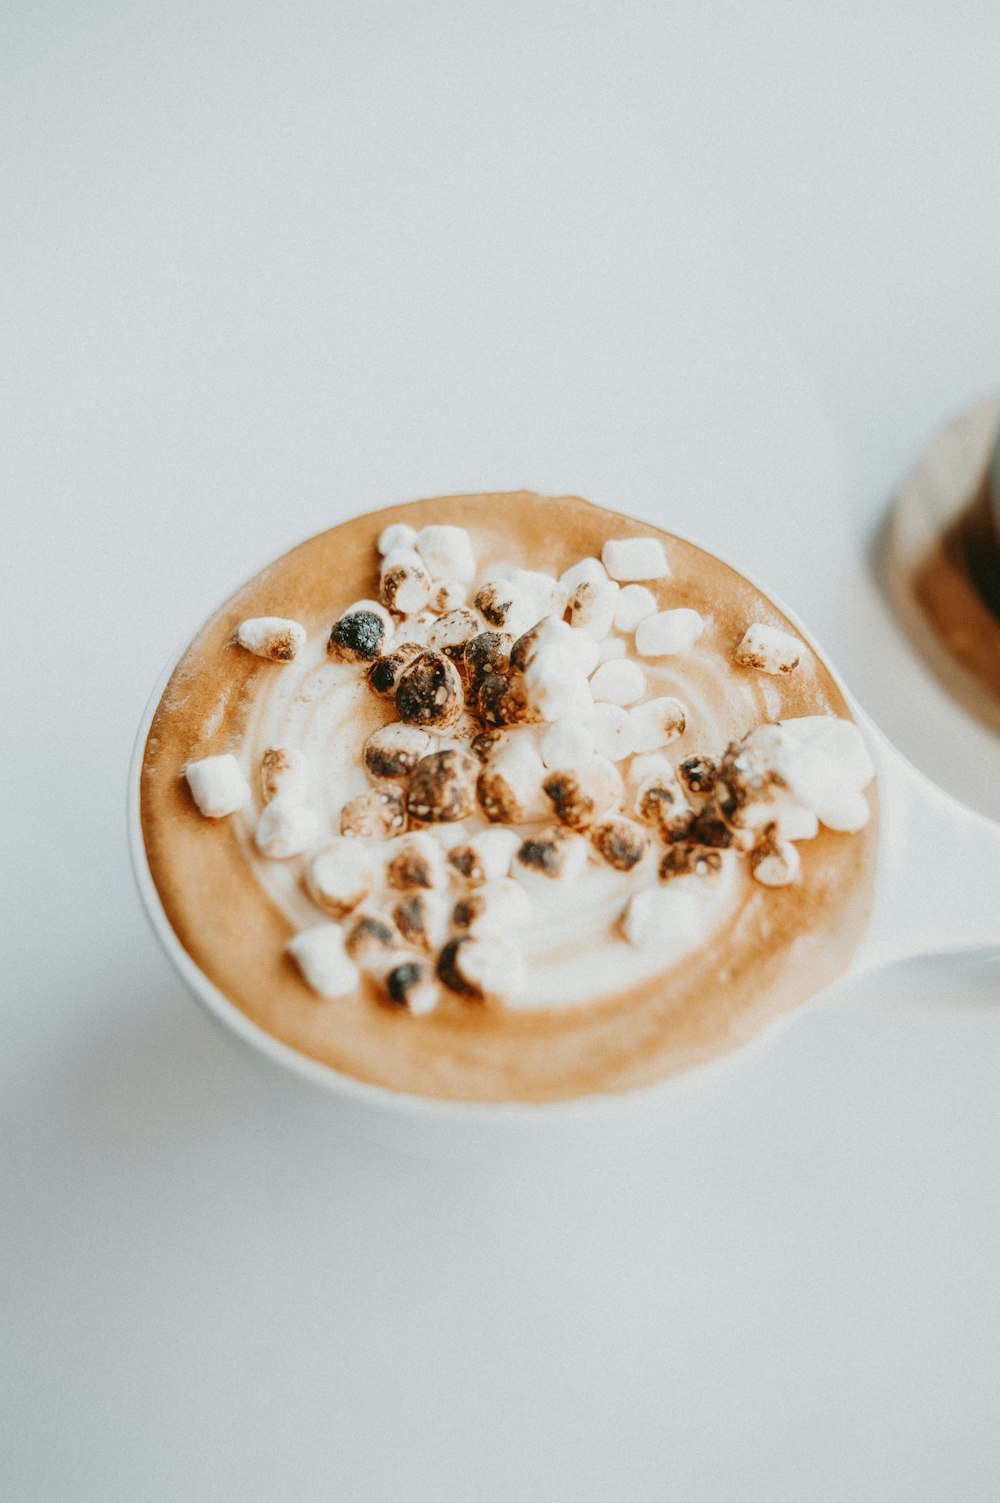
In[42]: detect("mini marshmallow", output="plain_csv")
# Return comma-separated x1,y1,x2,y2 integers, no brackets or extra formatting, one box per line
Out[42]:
307,839,374,917
590,816,651,872
379,548,432,615
509,617,597,675
328,601,393,663
612,585,658,635
184,754,251,819
236,616,307,663
733,622,804,676
587,703,637,761
477,734,549,823
453,877,532,938
447,826,522,885
473,580,540,641
287,923,360,998
406,748,479,824
437,934,526,1002
343,910,400,968
427,609,484,664
254,796,321,859
260,746,309,803
596,636,628,663
750,835,802,887
428,580,468,613
378,522,417,556
627,752,674,788
508,568,568,620
602,537,669,582
395,649,465,731
620,884,702,950
475,671,541,729
385,832,448,890
363,722,434,781
559,556,608,593
686,802,736,850
543,757,623,831
627,695,687,752
589,659,646,706
340,786,406,839
659,845,726,882
541,717,595,769
677,755,717,797
566,577,619,640
464,630,513,685
514,825,589,888
391,890,449,953
367,641,424,697
384,957,440,1015
414,524,477,583
635,609,704,657
524,644,594,722
635,774,693,841
813,791,871,832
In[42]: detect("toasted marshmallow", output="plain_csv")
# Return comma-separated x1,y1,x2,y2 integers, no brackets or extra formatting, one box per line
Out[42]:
378,522,418,556
541,717,595,769
586,703,637,761
511,617,599,675
612,585,658,635
254,796,321,859
414,524,476,583
328,600,393,663
566,577,619,640
543,757,623,830
464,630,513,685
447,826,521,885
427,608,485,664
307,838,374,917
514,825,588,887
367,641,424,698
635,609,704,657
733,622,804,675
260,746,309,803
437,934,526,1002
386,831,448,890
596,636,628,663
659,845,726,881
452,877,532,938
395,649,465,731
627,695,687,752
602,537,669,582
476,670,542,729
339,785,406,839
406,748,479,824
383,957,440,1015
524,644,594,722
363,722,434,781
589,659,646,706
750,834,802,887
391,890,449,952
677,755,717,798
287,922,360,998
379,548,432,615
590,816,651,871
473,580,539,640
722,718,873,833
343,910,400,968
635,773,693,841
477,733,548,823
184,754,251,819
428,579,468,613
236,616,307,663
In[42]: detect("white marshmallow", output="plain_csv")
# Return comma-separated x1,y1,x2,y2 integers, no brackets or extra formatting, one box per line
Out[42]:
565,627,601,675
441,935,526,1002
379,548,432,615
602,537,670,582
567,577,619,640
414,524,477,583
596,636,627,663
627,752,674,788
733,622,804,675
541,717,596,768
612,585,658,634
307,839,374,917
813,790,871,832
559,556,608,593
287,922,360,998
751,838,802,887
236,616,307,663
477,733,549,823
184,754,252,819
508,568,568,620
775,716,875,805
462,877,532,937
448,826,522,885
524,644,594,722
254,796,321,859
587,702,638,760
621,883,702,949
589,659,646,706
428,580,468,613
635,609,705,657
260,746,310,804
425,819,470,851
627,695,688,752
378,522,418,556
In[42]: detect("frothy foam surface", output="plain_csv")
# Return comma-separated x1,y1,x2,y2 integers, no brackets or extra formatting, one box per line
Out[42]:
140,492,878,1102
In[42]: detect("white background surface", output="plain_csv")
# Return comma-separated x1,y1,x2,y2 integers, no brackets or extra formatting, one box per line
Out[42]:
3,4,1000,1499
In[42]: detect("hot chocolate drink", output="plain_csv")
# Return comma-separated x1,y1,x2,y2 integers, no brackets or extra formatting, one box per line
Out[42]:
139,492,878,1103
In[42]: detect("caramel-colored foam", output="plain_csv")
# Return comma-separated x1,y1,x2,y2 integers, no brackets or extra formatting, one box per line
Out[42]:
140,492,878,1103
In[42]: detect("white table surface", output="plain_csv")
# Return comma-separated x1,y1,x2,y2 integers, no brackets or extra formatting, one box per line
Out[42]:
3,5,999,1499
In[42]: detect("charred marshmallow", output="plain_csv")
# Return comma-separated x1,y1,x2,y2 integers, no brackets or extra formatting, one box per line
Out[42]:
428,580,468,613
477,734,548,823
473,580,539,641
367,641,424,698
437,934,526,1002
514,825,588,888
391,890,449,953
363,722,434,781
385,831,448,890
452,877,531,938
542,757,623,830
427,609,485,664
406,748,479,824
590,816,651,871
328,600,393,663
395,649,465,731
749,833,802,887
383,958,440,1015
